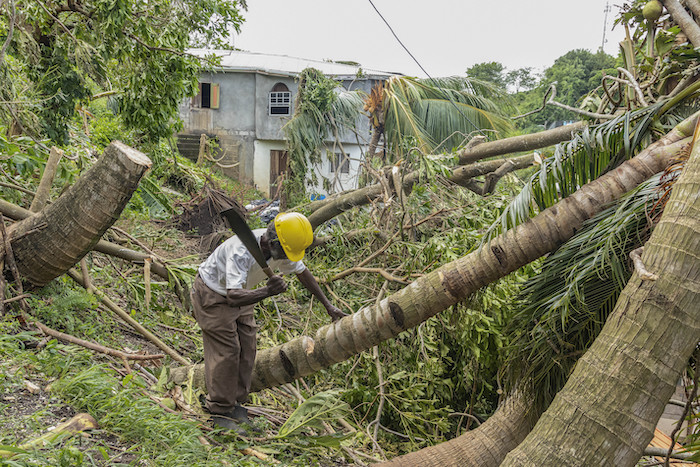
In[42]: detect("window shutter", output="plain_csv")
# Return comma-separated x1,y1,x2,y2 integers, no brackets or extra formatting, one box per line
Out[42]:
192,83,202,108
211,83,220,109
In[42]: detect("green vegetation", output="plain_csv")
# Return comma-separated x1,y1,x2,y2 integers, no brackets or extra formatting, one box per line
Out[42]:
468,49,617,132
1,0,700,464
1,0,243,143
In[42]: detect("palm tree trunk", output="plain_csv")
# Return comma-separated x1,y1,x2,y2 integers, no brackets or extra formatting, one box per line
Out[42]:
458,121,586,164
500,122,700,466
367,125,383,161
170,113,698,393
661,0,700,47
5,141,151,287
306,153,534,229
249,123,693,392
0,198,171,281
380,390,536,466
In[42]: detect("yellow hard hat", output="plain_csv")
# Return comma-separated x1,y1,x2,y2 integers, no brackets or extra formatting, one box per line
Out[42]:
274,212,313,262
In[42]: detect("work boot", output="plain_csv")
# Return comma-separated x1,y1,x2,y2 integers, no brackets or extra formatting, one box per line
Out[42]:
233,405,261,433
232,405,249,423
210,411,248,436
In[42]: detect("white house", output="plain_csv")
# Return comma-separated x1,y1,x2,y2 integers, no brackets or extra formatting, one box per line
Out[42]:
177,49,400,198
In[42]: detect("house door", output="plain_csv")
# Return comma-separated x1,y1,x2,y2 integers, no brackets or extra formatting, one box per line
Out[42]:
270,150,288,198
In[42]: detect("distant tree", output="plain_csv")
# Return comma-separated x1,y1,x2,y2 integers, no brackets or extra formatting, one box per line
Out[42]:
505,67,538,93
466,62,507,88
517,49,617,129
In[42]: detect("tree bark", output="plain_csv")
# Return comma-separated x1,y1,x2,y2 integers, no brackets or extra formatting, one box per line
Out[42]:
367,125,383,162
380,391,537,467
662,0,700,47
458,121,586,165
682,0,700,19
501,120,700,466
170,113,698,393
5,141,151,287
0,198,171,281
457,154,536,195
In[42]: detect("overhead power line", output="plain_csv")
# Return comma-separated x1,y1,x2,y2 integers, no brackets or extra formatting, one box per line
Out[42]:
366,0,486,137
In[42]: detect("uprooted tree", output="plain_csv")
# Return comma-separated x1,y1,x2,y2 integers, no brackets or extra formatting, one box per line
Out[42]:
500,125,700,466
382,116,700,466
2,114,698,466
167,106,700,464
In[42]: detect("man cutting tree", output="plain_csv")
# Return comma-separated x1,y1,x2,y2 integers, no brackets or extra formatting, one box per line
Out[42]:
191,211,346,434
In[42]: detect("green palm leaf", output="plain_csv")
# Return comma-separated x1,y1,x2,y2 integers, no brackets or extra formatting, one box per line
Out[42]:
383,76,513,159
503,174,663,412
484,103,668,241
283,70,365,188
275,389,350,438
136,175,173,219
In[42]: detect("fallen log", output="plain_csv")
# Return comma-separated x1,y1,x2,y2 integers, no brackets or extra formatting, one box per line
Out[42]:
458,121,586,165
5,141,151,287
0,199,171,281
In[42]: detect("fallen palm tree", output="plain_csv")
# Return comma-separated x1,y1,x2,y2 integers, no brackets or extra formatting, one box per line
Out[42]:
306,151,537,229
170,112,698,399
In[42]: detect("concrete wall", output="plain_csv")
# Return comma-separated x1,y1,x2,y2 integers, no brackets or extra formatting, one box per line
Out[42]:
308,143,364,197
255,75,297,140
253,139,284,195
178,70,258,181
254,140,363,198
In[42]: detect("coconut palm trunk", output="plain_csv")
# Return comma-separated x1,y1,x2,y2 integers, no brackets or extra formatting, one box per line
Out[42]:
458,121,586,164
0,198,170,281
306,153,534,229
169,114,698,396
500,124,700,466
5,141,151,287
249,120,694,392
307,118,579,229
380,390,536,466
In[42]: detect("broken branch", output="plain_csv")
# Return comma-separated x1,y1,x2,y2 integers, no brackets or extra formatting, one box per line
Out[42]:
630,247,659,281
29,146,63,213
0,413,98,459
34,320,165,361
67,268,190,366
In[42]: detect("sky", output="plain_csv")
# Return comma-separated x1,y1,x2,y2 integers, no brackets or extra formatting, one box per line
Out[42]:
232,0,629,78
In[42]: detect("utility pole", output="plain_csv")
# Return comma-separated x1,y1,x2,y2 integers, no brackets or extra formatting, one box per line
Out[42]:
601,2,612,51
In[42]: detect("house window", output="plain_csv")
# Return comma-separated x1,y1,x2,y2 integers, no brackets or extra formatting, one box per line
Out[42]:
330,153,350,174
269,83,291,115
192,82,220,109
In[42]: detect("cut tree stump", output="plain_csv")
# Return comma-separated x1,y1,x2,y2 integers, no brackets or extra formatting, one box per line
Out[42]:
5,141,151,287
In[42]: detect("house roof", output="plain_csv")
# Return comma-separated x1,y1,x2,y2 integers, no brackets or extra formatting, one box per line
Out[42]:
188,49,402,80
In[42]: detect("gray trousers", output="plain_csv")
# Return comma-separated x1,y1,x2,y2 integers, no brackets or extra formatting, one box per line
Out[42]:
191,275,257,414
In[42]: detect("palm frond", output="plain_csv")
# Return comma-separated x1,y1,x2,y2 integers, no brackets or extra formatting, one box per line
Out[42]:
135,175,173,219
382,76,513,160
483,103,668,241
502,174,663,412
283,72,365,191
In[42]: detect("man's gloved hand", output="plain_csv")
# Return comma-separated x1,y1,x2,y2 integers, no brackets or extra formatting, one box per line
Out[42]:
266,275,287,296
326,305,348,322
